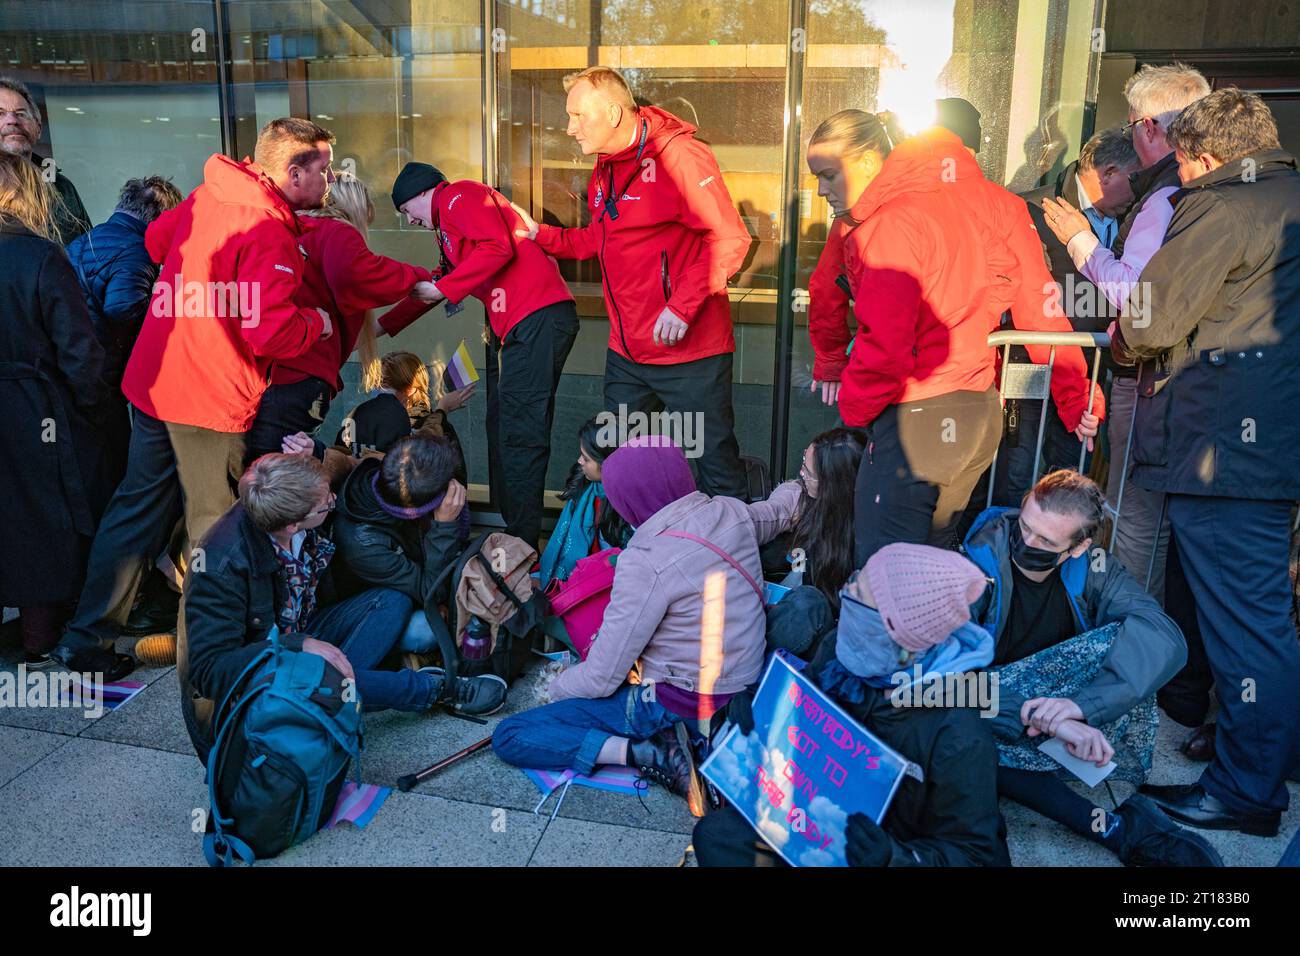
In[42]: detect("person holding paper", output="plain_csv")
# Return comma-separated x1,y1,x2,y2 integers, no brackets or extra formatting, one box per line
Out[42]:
694,544,1010,867
384,162,578,551
962,469,1221,866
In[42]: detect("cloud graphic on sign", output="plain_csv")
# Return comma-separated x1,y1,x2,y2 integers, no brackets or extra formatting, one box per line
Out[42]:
703,728,765,803
796,795,850,867
756,802,789,852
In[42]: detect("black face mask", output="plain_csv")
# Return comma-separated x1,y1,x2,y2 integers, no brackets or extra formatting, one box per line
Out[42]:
1009,522,1069,573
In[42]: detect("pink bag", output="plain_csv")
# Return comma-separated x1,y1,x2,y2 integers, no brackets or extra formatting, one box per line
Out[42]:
544,548,621,660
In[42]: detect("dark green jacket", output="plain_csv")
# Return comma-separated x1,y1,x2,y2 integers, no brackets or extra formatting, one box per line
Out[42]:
1117,151,1300,499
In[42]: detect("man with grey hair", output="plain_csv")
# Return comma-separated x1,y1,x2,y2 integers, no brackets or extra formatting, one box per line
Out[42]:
0,76,89,243
1112,88,1300,839
1041,62,1210,605
964,127,1142,535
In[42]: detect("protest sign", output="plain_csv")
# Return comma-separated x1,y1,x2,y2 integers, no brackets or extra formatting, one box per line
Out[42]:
700,653,909,866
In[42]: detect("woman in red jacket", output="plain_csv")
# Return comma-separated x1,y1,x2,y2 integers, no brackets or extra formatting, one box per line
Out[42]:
245,176,433,463
805,110,1007,563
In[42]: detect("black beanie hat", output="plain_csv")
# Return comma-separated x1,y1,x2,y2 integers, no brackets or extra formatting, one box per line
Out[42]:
935,98,983,153
391,162,447,211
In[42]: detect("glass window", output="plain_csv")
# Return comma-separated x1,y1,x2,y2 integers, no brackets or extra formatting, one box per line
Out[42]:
222,0,493,499
0,1,222,227
497,0,790,493
786,0,1098,476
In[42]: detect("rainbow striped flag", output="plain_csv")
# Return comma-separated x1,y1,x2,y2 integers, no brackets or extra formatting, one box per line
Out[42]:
323,781,391,830
442,340,479,392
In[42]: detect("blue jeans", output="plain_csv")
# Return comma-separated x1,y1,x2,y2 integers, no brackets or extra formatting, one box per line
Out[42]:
306,587,438,713
493,684,713,775
398,608,448,654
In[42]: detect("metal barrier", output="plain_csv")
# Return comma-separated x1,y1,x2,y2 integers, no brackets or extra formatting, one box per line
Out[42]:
986,330,1131,553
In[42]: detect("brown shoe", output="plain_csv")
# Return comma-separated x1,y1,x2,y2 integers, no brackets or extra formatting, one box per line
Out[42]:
134,632,177,669
1178,723,1216,762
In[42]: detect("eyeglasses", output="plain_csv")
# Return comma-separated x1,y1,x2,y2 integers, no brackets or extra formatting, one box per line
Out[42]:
1121,116,1152,134
309,494,336,517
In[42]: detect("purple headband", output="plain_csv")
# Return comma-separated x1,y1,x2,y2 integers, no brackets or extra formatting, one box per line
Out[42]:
370,470,445,520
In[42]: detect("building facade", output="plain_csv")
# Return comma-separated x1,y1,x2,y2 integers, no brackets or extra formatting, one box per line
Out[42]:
3,0,1295,519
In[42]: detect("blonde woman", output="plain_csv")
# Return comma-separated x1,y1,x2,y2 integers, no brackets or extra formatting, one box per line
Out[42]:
245,175,436,463
332,350,461,463
0,152,109,665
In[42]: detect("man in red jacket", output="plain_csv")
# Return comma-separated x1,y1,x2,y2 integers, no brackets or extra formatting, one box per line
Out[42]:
381,163,578,549
54,118,338,679
512,66,752,499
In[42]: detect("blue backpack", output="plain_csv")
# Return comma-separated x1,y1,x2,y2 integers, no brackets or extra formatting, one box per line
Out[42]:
203,629,362,866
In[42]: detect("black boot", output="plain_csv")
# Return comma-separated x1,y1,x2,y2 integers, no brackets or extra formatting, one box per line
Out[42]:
1112,794,1223,866
122,571,180,638
50,643,136,682
629,723,706,817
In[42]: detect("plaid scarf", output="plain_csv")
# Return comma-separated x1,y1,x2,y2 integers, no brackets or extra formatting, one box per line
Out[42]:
272,529,336,634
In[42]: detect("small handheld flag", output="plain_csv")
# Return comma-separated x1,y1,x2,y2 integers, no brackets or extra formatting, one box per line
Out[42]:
442,339,480,392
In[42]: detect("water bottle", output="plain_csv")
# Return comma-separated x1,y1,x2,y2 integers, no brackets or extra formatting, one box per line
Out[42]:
461,615,491,661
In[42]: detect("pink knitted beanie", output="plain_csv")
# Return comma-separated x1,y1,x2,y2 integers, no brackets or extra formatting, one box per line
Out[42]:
864,543,988,652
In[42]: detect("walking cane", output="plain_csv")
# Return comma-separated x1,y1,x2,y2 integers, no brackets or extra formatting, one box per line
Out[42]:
397,735,494,792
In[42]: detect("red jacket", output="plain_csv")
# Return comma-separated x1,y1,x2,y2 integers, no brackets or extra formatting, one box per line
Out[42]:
533,106,751,365
834,128,1103,430
275,216,430,392
807,216,852,382
124,154,326,432
380,179,572,340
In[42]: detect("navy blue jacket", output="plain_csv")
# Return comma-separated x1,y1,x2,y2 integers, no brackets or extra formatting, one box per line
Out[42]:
66,211,159,390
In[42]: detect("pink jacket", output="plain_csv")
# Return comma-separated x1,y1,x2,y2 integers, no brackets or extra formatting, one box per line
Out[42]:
549,481,802,702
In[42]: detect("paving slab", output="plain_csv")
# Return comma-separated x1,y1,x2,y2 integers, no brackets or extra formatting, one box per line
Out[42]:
269,790,547,867
0,736,208,867
0,725,70,789
81,669,196,756
528,816,691,867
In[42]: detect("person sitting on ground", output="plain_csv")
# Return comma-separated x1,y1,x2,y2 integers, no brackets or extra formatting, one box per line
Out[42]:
961,469,1220,866
765,426,868,661
492,434,801,817
179,452,506,763
334,350,473,459
693,543,1010,867
538,415,631,589
330,434,474,671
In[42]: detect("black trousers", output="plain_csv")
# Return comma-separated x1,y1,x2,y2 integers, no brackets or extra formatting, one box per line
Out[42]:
244,375,333,466
485,301,579,550
693,804,786,867
1167,494,1300,815
853,387,1002,567
603,348,747,500
958,395,1083,541
60,408,245,653
1155,528,1213,727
